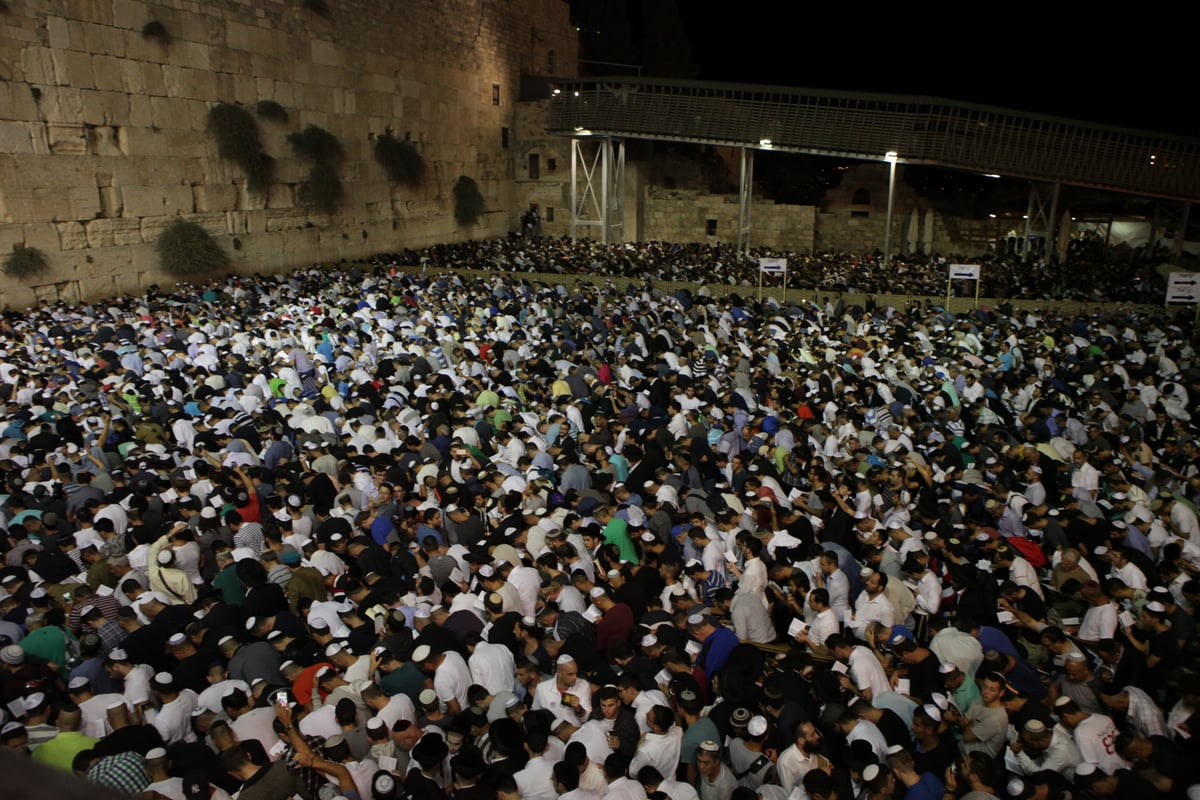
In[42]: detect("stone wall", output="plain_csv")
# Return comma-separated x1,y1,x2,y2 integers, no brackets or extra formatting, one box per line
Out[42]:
642,185,817,251
0,0,578,306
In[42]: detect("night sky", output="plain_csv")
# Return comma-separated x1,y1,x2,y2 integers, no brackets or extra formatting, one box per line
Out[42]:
570,0,1197,139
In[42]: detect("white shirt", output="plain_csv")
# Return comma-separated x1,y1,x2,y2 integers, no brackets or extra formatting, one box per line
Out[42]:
854,591,895,632
197,679,250,713
605,776,647,800
1009,555,1044,599
123,664,154,707
469,641,517,696
847,645,892,701
433,652,472,710
515,755,557,800
231,706,281,752
153,689,199,743
79,692,130,738
807,609,839,647
845,719,889,763
1078,603,1118,642
509,565,542,618
628,726,682,778
776,745,823,793
374,693,417,730
532,675,592,724
1072,712,1129,774
825,569,850,617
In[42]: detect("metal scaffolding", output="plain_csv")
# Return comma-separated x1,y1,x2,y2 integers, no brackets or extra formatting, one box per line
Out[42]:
569,137,625,243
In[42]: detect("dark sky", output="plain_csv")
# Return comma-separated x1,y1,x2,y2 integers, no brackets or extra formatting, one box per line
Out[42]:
571,1,1197,139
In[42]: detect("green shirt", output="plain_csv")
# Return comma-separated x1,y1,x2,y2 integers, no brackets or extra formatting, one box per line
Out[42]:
31,730,98,771
603,517,638,564
380,661,426,706
21,626,71,679
213,564,246,606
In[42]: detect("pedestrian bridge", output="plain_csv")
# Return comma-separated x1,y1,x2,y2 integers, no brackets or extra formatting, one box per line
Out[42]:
547,77,1200,202
544,77,1200,251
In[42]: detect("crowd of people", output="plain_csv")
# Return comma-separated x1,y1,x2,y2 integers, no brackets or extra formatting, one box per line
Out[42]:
0,246,1198,800
377,235,1173,304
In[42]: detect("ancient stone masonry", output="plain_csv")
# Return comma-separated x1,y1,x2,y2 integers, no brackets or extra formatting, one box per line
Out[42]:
0,0,577,305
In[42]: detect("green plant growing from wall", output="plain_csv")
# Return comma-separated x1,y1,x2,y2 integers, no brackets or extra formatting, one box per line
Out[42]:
374,133,424,187
256,100,289,123
142,20,171,46
207,103,274,195
453,176,485,226
157,218,230,276
3,246,49,279
289,125,345,215
301,0,331,18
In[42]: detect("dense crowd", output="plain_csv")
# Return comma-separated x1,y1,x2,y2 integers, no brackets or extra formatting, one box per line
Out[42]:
371,235,1172,304
0,251,1198,800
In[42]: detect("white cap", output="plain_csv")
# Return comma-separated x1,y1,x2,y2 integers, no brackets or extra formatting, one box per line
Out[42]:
68,676,90,690
153,672,174,686
156,550,173,565
479,565,495,579
863,764,880,781
167,633,187,646
412,644,432,663
589,587,605,598
325,643,343,657
109,648,129,661
747,715,768,737
244,617,257,631
145,747,168,760
640,635,658,648
556,654,575,666
687,613,705,625
1146,601,1166,613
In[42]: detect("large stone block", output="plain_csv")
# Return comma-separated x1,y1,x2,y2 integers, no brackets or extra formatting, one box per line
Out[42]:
82,90,130,126
45,123,87,155
0,121,35,154
47,16,71,50
119,185,171,218
85,218,143,247
142,63,167,96
62,51,96,89
111,0,147,31
21,47,55,85
56,221,89,250
92,55,125,93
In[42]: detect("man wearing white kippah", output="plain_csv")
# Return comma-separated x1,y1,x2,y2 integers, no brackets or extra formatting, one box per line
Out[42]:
532,654,591,723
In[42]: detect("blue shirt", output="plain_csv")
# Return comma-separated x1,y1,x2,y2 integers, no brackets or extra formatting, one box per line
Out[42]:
699,626,739,687
906,771,945,800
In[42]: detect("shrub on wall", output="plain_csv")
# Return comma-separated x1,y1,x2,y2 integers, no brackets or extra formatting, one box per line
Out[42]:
142,20,171,46
157,218,230,276
288,125,344,165
302,0,332,17
256,100,289,123
453,176,484,226
289,125,344,214
374,134,424,187
3,246,49,279
298,163,344,215
207,103,274,195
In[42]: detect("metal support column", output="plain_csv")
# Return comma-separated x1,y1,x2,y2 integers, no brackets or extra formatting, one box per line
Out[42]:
883,152,898,264
569,137,624,243
736,146,754,257
1021,182,1059,262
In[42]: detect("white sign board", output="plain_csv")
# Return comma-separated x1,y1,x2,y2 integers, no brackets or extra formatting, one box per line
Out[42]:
1166,272,1200,304
759,257,788,274
948,263,981,280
